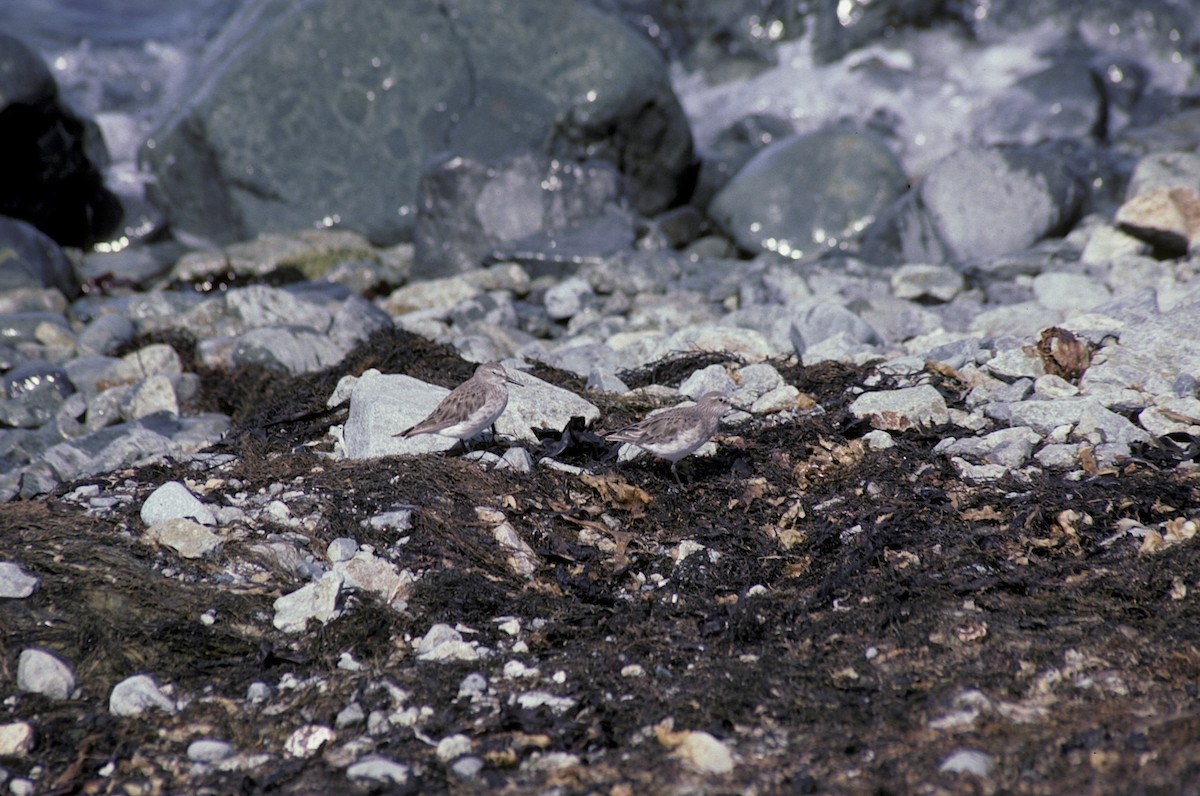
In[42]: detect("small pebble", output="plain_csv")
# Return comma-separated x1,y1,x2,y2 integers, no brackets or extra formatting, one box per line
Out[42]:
109,674,177,717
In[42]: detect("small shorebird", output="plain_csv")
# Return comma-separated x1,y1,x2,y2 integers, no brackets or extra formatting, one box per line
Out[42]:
395,362,520,448
605,391,734,483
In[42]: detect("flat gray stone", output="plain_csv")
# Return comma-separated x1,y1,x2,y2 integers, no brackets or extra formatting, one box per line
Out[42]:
1032,272,1112,313
789,300,881,355
145,518,223,559
342,365,601,458
225,285,333,332
1081,300,1200,398
849,385,949,430
939,427,1041,469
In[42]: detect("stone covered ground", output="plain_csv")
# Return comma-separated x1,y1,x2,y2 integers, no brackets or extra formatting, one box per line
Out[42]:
3,328,1200,795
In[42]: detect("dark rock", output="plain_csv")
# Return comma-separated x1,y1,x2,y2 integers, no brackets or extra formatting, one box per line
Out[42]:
811,0,947,63
974,58,1104,146
413,151,635,278
861,146,1086,266
140,0,691,247
0,32,123,249
593,0,807,80
693,113,793,209
709,128,909,260
0,216,79,296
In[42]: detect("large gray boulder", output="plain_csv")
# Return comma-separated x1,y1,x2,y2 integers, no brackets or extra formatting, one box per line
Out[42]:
709,128,908,261
861,146,1086,266
139,0,692,251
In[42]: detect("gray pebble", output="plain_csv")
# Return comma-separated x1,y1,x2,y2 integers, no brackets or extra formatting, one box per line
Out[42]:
187,739,235,763
109,674,177,716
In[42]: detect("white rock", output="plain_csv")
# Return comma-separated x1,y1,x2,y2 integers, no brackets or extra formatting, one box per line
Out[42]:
346,755,411,785
109,674,177,716
343,370,458,457
140,480,216,526
490,520,539,579
495,446,534,473
751,384,800,414
273,571,344,633
334,550,417,609
326,373,358,408
187,739,236,763
226,284,333,332
285,724,336,757
417,624,479,662
659,325,771,362
862,430,896,450
514,691,576,713
436,734,473,763
0,562,39,598
326,537,358,563
0,722,35,756
382,275,478,314
544,276,594,320
17,648,75,700
939,748,995,777
674,730,735,774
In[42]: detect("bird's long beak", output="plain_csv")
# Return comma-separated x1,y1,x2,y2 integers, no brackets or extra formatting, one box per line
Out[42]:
506,375,522,386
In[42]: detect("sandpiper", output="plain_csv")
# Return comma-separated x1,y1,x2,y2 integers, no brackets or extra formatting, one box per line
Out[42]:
605,391,734,483
395,362,520,448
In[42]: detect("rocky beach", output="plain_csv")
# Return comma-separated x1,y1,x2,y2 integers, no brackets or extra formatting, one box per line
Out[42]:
2,0,1200,793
